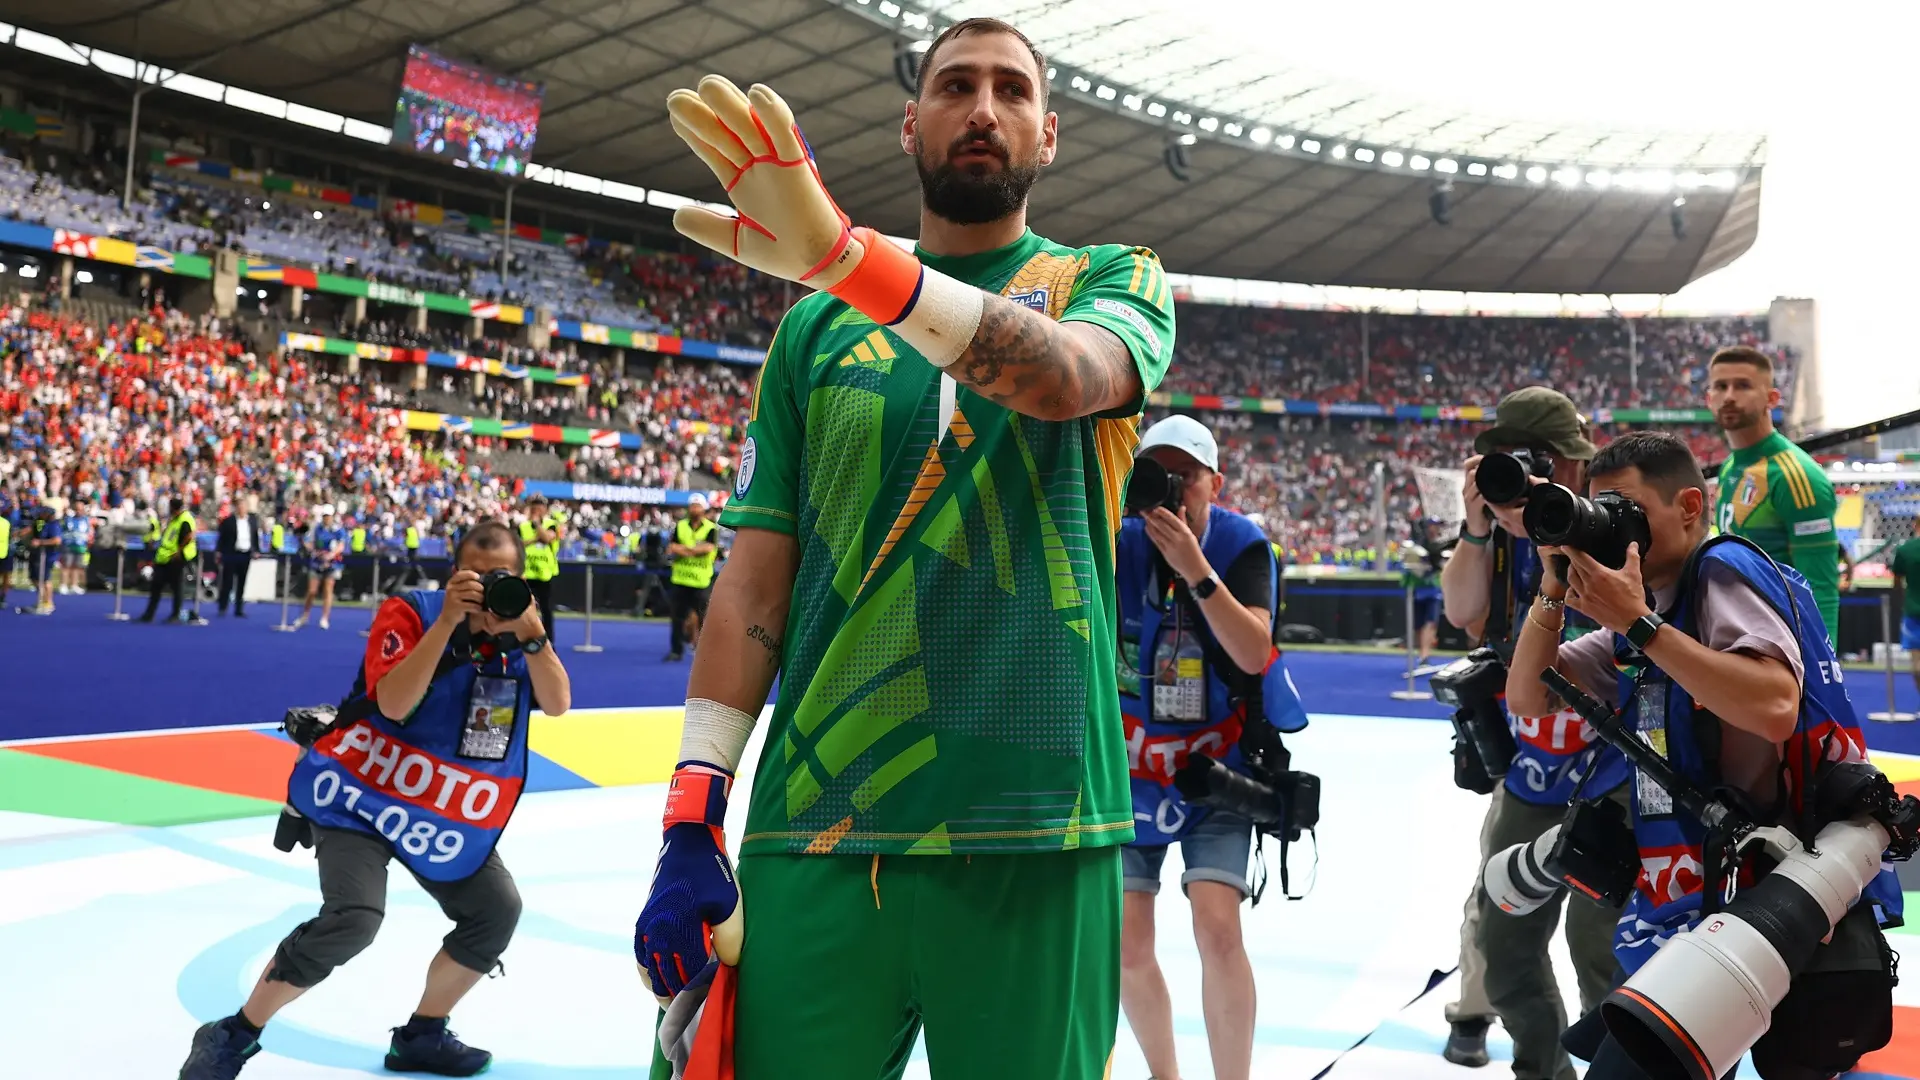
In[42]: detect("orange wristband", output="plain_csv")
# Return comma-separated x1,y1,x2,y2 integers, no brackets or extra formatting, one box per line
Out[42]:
826,226,924,326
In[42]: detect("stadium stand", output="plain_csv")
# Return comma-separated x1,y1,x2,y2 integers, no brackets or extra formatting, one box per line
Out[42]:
2,142,1804,573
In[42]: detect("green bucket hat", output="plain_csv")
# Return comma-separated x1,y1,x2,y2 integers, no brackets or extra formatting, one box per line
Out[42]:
1473,386,1598,461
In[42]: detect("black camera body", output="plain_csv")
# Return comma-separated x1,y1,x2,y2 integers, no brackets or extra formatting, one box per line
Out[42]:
1477,449,1554,507
1549,795,1641,908
1173,753,1320,842
1432,647,1517,794
480,569,532,619
282,704,342,748
1524,485,1651,571
1125,457,1186,515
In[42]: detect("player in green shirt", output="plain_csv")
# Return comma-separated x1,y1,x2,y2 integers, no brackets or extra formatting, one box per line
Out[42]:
1707,346,1843,637
1893,537,1920,696
635,18,1175,1080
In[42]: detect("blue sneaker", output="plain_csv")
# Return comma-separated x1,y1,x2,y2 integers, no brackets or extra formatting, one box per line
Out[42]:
384,1018,492,1076
178,1016,260,1079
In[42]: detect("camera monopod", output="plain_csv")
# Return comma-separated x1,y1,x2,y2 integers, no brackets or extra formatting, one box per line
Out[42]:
1539,669,1745,837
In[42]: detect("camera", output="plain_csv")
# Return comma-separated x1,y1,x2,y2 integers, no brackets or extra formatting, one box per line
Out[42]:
1431,648,1517,794
282,704,341,748
1484,796,1640,916
1173,754,1320,842
1125,457,1185,515
1523,485,1651,571
1540,669,1918,1080
1476,449,1554,508
480,569,532,619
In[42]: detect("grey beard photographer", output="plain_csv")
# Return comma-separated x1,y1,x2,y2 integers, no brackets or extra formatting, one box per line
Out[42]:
1501,430,1905,1080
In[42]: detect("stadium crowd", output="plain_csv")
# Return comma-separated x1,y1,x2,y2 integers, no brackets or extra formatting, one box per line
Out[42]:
4,174,1800,588
0,302,739,573
5,145,791,344
1161,304,1785,412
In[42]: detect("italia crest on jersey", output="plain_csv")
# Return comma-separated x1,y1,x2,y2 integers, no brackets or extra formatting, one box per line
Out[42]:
1007,287,1049,312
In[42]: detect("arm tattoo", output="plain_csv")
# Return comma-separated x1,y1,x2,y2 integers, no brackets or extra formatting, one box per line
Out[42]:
953,295,1138,420
746,623,783,668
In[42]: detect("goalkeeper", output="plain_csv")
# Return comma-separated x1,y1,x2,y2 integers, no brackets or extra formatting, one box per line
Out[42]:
633,16,1175,1080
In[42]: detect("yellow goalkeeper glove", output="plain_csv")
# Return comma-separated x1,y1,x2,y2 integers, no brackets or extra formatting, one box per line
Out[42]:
665,76,863,289
666,75,986,368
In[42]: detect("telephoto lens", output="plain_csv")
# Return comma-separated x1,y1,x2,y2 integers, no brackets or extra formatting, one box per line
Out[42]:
1523,486,1651,570
1173,755,1286,830
1599,814,1893,1080
480,569,532,619
1484,824,1566,916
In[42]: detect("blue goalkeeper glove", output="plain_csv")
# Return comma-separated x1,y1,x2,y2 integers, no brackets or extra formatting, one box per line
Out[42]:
635,761,743,1000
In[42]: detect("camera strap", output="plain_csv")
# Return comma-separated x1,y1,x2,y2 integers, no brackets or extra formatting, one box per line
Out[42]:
1483,529,1514,647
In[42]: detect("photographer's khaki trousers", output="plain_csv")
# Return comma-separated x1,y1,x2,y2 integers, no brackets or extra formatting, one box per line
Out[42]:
1448,785,1623,1080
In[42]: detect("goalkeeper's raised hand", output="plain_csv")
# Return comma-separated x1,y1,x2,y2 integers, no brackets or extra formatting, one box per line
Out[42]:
664,76,862,290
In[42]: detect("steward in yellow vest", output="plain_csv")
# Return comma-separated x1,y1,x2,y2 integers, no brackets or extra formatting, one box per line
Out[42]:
663,494,719,662
518,497,566,640
140,496,203,623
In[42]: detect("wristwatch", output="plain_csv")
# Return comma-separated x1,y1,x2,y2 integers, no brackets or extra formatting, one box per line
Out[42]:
1190,572,1221,600
1625,613,1665,651
522,635,550,655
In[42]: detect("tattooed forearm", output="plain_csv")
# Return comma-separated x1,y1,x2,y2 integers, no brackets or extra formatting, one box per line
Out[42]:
745,623,783,667
951,295,1139,421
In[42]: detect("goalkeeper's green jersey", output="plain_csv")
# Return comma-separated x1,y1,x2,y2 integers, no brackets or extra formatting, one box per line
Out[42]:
720,229,1177,856
1714,429,1841,636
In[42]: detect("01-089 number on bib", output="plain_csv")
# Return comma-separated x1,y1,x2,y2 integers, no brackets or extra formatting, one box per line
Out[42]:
312,771,465,863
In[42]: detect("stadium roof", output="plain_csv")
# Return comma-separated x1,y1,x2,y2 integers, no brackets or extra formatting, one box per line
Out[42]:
4,0,1763,294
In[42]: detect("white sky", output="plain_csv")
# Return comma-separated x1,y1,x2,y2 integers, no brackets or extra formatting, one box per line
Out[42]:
1178,0,1918,426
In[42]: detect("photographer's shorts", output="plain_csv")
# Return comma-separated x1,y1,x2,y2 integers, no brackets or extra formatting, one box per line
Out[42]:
1122,810,1255,898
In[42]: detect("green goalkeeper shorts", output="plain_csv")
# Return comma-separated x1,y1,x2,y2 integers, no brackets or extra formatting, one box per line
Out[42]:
649,845,1121,1080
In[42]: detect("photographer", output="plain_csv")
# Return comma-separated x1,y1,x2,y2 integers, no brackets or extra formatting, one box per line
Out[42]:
1114,416,1310,1080
1504,431,1902,1080
176,521,570,1080
1437,387,1623,1078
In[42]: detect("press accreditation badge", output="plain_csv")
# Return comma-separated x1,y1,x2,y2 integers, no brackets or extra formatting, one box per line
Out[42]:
460,677,520,762
1633,680,1672,816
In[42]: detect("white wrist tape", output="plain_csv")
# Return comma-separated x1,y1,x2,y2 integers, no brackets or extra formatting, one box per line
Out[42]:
891,267,984,370
679,698,758,774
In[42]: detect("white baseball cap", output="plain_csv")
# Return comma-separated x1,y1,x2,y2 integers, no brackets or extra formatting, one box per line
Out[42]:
1135,414,1218,471
687,493,709,509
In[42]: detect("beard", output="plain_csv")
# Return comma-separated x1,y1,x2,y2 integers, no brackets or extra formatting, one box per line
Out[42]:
916,132,1042,225
1715,404,1762,432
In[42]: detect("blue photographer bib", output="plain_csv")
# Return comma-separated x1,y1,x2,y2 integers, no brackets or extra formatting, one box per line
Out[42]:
1610,536,1903,975
287,590,533,882
1116,506,1309,845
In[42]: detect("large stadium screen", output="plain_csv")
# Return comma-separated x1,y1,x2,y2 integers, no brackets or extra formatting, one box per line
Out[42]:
393,45,544,177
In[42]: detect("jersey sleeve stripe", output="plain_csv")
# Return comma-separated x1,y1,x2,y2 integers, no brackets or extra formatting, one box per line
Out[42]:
1772,452,1816,509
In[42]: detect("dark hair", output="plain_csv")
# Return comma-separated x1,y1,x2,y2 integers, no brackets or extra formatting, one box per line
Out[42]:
1708,345,1775,382
455,519,524,569
916,17,1048,107
1588,431,1709,503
